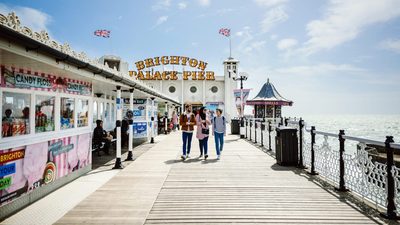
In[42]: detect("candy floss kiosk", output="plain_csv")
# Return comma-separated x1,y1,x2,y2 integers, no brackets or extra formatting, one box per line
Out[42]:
0,66,92,213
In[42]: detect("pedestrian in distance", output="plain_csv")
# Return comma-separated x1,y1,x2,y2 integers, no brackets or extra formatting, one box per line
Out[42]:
213,108,226,160
196,107,211,160
179,105,196,160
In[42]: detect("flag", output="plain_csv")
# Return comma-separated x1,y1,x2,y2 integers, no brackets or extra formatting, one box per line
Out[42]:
219,28,230,37
94,29,110,38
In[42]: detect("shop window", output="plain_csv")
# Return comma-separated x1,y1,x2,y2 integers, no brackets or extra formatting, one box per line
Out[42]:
77,99,89,127
93,101,98,123
2,92,30,137
105,102,110,126
60,97,75,129
100,102,104,121
35,95,55,133
211,86,218,93
169,86,176,93
190,86,197,93
111,103,115,126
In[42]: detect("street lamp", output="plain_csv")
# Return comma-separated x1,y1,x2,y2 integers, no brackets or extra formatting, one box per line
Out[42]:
233,71,249,138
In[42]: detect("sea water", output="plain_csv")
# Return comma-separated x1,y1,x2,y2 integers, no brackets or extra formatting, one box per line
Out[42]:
283,114,400,154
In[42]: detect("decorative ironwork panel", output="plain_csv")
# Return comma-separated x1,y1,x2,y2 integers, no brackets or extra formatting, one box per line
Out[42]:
314,135,340,185
391,165,400,210
344,143,387,209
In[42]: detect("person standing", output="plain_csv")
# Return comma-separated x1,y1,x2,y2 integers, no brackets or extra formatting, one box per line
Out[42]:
196,107,211,160
180,105,196,160
172,111,178,131
213,109,226,160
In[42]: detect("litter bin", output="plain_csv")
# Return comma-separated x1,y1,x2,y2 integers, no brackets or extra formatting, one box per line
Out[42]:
231,118,240,134
275,126,298,166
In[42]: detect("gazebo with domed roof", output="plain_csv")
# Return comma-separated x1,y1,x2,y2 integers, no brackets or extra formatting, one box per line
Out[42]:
246,79,293,119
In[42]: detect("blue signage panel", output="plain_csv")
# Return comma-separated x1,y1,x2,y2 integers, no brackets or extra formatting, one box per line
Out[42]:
0,163,16,177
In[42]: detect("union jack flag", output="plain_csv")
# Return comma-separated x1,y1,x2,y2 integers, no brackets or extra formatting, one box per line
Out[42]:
94,29,110,38
219,28,230,37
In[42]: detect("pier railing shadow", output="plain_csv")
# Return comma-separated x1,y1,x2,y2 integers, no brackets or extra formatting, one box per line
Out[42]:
242,116,400,222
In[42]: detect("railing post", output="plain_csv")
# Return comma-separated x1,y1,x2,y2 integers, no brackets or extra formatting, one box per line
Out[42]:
268,121,272,151
335,130,349,192
249,120,252,141
381,136,400,220
297,118,306,169
261,120,265,147
308,126,318,175
245,119,248,139
254,121,257,144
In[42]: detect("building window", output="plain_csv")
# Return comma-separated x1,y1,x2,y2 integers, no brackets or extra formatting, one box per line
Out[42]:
211,86,218,93
35,95,55,133
169,86,176,93
93,101,98,124
190,86,197,93
2,92,30,137
77,99,89,127
61,97,75,129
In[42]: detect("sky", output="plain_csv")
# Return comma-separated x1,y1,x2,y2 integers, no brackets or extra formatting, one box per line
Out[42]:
0,0,399,116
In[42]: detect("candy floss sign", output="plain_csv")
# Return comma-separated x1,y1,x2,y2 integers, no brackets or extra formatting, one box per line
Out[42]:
0,133,91,206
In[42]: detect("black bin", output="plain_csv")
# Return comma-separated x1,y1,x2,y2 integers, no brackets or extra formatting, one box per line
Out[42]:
275,127,298,166
231,118,240,134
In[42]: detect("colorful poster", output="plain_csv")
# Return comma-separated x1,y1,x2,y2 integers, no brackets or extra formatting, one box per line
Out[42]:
234,89,251,116
133,122,147,138
0,133,91,207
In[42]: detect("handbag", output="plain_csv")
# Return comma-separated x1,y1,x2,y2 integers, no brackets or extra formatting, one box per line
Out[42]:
202,128,209,135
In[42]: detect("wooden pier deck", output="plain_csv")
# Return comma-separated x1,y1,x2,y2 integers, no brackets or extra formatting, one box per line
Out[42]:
56,132,385,225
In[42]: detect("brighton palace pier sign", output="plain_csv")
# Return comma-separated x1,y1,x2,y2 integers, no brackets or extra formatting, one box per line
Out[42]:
129,56,215,81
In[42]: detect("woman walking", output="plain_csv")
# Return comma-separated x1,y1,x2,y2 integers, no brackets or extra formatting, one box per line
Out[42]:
213,109,226,160
196,107,211,160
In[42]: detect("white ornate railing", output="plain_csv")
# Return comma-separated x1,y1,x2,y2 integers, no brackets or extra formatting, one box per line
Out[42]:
243,116,400,220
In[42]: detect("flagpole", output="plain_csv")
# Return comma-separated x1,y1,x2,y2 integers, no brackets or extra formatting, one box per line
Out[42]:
229,35,232,58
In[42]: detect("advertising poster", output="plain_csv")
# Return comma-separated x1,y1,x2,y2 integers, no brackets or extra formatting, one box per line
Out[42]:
0,133,91,207
234,89,251,116
132,122,147,138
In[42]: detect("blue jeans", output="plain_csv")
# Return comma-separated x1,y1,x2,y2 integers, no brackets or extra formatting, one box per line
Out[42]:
214,132,224,156
199,136,209,155
182,132,193,156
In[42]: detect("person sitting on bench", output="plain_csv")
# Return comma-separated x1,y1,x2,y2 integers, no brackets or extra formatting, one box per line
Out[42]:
93,120,112,155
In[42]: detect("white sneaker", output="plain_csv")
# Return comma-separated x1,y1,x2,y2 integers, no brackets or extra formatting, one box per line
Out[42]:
187,154,191,158
181,155,186,160
217,155,220,160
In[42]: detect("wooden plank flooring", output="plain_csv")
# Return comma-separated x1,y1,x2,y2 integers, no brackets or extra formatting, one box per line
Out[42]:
145,134,384,224
56,132,385,224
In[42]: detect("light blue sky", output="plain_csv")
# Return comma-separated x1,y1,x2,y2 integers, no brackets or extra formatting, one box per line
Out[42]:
1,0,399,115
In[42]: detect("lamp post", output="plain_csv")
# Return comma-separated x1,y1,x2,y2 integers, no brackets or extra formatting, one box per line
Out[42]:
233,72,248,138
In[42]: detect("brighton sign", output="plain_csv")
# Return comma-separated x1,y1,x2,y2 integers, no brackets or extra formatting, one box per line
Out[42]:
129,56,215,81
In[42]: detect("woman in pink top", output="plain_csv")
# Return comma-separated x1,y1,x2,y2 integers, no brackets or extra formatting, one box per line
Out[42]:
196,107,211,160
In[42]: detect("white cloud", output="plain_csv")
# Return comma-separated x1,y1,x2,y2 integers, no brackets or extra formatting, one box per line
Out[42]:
300,0,400,55
178,2,187,9
254,0,288,7
198,0,210,7
274,63,365,76
152,0,171,11
260,6,288,33
243,41,267,54
156,16,169,26
277,38,298,50
236,31,244,37
0,3,51,31
270,34,278,40
380,39,400,53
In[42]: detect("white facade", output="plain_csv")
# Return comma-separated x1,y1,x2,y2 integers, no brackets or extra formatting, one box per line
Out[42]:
141,57,239,120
